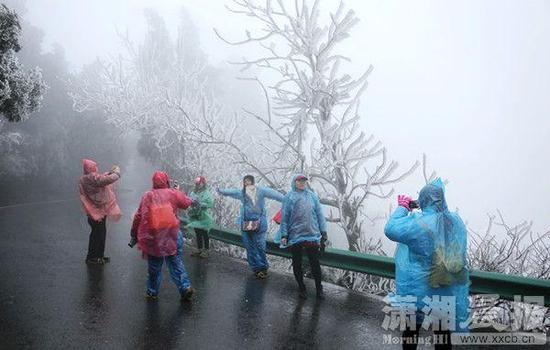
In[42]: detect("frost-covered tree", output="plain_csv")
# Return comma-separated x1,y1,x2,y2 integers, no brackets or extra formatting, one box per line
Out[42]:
211,0,419,251
0,4,46,122
0,0,121,201
468,211,550,279
71,9,229,178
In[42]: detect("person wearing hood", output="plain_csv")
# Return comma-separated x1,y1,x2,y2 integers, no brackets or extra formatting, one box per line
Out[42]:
186,176,214,258
217,175,284,279
79,159,122,265
384,178,469,350
130,171,196,302
279,174,328,299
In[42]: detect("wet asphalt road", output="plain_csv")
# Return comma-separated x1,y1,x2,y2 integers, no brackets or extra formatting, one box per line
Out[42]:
2,180,547,349
0,190,406,350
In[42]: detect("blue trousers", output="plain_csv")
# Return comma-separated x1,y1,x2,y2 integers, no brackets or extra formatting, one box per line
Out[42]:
241,229,268,273
147,232,191,296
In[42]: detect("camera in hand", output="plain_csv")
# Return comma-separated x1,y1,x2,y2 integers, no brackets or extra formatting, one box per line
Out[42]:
409,200,419,209
128,237,137,248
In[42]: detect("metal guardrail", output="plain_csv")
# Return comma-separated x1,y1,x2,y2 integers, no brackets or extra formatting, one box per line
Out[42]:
202,227,550,306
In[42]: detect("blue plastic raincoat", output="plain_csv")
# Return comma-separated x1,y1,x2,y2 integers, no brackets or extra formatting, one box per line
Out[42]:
278,174,327,247
218,186,284,229
218,185,284,272
384,178,469,332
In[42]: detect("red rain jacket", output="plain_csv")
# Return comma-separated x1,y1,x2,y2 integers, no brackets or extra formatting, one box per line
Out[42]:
131,171,193,257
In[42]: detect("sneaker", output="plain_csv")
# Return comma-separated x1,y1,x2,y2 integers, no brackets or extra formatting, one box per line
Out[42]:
256,271,267,279
85,258,105,265
181,287,194,302
191,249,202,257
101,256,110,263
145,292,158,301
199,250,209,259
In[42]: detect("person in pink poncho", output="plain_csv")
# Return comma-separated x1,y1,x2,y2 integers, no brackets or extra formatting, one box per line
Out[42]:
79,159,122,265
130,171,196,302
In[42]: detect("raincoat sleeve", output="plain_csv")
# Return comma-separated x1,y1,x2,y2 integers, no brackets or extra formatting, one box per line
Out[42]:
175,191,194,209
312,193,327,233
218,188,243,200
262,187,284,202
131,194,147,238
279,195,292,239
93,172,121,187
384,207,433,255
384,206,423,246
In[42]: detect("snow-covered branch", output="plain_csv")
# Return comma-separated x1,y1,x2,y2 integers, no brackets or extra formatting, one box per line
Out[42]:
215,0,418,251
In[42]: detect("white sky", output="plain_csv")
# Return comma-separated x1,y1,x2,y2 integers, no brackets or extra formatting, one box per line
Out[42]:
23,0,550,236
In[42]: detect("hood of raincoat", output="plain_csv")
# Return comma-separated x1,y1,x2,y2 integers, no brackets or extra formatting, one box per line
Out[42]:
418,178,448,212
82,159,98,175
290,174,307,191
194,176,207,186
152,171,170,189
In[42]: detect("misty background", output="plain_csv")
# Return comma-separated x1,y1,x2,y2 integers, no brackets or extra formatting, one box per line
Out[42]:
2,0,549,254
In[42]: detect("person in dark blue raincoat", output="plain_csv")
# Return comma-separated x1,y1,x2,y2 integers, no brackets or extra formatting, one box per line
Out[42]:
280,174,328,299
385,178,469,350
218,175,284,279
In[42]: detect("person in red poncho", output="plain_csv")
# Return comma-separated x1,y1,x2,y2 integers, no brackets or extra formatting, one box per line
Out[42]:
130,171,196,302
79,159,122,265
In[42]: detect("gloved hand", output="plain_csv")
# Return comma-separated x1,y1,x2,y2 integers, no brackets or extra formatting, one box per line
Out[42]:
320,231,328,252
128,236,137,248
397,195,413,211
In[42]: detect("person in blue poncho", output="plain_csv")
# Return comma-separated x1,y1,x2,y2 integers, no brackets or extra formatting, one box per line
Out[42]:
384,178,469,350
280,174,328,300
217,175,284,279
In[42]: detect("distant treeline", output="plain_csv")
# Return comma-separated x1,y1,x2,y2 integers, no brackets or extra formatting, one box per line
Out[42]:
0,1,123,205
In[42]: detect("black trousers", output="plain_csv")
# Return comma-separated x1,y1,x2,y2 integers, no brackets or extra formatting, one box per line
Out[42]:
195,228,210,250
290,243,322,292
86,216,106,260
402,324,452,350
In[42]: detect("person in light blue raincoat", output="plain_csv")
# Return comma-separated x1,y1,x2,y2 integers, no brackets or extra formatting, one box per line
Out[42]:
217,175,284,279
385,178,469,349
279,174,328,299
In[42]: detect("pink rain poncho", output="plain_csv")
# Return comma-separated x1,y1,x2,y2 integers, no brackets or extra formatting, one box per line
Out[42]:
131,171,193,257
79,159,122,222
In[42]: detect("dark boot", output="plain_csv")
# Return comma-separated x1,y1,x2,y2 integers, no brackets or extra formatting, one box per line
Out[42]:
180,287,194,302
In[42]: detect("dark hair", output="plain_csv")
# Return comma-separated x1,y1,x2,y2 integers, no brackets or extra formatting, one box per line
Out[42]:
243,175,255,184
